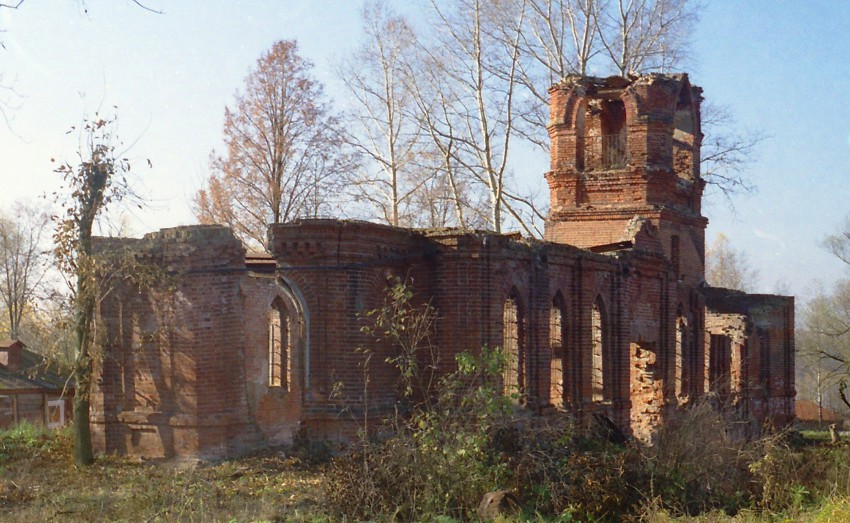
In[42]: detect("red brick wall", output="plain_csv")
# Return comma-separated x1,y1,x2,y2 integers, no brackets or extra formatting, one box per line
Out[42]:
704,289,796,427
90,74,794,460
92,220,794,458
92,226,263,460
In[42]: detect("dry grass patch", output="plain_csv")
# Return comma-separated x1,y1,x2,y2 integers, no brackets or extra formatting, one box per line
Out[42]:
0,424,326,522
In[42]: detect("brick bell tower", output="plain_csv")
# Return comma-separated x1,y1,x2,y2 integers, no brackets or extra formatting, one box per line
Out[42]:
544,74,708,286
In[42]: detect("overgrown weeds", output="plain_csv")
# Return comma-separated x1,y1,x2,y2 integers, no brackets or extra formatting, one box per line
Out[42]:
325,350,775,522
4,420,850,521
749,431,850,513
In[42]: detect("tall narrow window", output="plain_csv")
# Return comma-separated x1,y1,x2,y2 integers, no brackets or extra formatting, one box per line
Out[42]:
550,294,566,407
269,298,291,390
759,330,771,393
503,294,522,395
591,298,605,402
675,316,687,399
671,235,681,281
601,100,627,169
709,334,731,396
673,84,697,182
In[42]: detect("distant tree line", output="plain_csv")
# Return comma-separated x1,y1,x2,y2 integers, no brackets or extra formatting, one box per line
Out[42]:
797,217,850,420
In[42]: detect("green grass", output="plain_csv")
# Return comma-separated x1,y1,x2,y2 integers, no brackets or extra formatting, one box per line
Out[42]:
799,430,832,443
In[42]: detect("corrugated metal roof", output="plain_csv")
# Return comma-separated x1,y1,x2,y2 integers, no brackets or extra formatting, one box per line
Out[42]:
796,399,841,422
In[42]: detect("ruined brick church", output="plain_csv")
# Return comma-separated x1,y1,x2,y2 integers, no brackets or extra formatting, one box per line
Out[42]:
91,74,795,460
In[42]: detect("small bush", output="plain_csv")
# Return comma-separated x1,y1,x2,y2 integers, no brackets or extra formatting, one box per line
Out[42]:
750,434,850,512
641,400,754,515
508,417,644,520
0,422,69,463
290,428,334,465
326,348,512,521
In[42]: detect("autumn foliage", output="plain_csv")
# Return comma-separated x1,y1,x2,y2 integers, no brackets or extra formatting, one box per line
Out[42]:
194,40,351,250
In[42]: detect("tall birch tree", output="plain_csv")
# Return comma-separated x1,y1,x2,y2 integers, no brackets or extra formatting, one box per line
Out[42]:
339,2,426,227
0,201,49,340
596,0,698,76
421,0,542,234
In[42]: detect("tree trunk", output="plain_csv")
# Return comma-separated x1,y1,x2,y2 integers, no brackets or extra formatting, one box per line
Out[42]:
73,386,93,466
817,367,824,425
72,344,94,465
72,191,101,466
72,281,95,466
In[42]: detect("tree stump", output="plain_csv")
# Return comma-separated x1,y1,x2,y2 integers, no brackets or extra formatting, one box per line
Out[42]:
477,490,519,521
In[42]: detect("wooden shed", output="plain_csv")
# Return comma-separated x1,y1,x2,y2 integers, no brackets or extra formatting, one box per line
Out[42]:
0,339,74,429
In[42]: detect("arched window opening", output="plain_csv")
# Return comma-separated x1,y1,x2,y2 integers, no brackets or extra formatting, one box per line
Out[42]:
269,297,292,390
674,87,695,138
673,85,697,181
584,100,627,170
550,293,567,407
591,297,607,402
575,101,587,170
503,293,524,396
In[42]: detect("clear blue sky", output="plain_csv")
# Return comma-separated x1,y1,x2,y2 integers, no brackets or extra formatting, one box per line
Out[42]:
0,0,848,299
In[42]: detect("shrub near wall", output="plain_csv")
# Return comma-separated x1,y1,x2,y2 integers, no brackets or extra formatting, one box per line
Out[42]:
326,349,512,521
324,281,776,521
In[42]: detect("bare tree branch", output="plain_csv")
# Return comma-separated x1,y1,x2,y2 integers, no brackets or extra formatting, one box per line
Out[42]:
824,214,850,266
338,2,428,227
699,101,765,198
129,0,163,14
